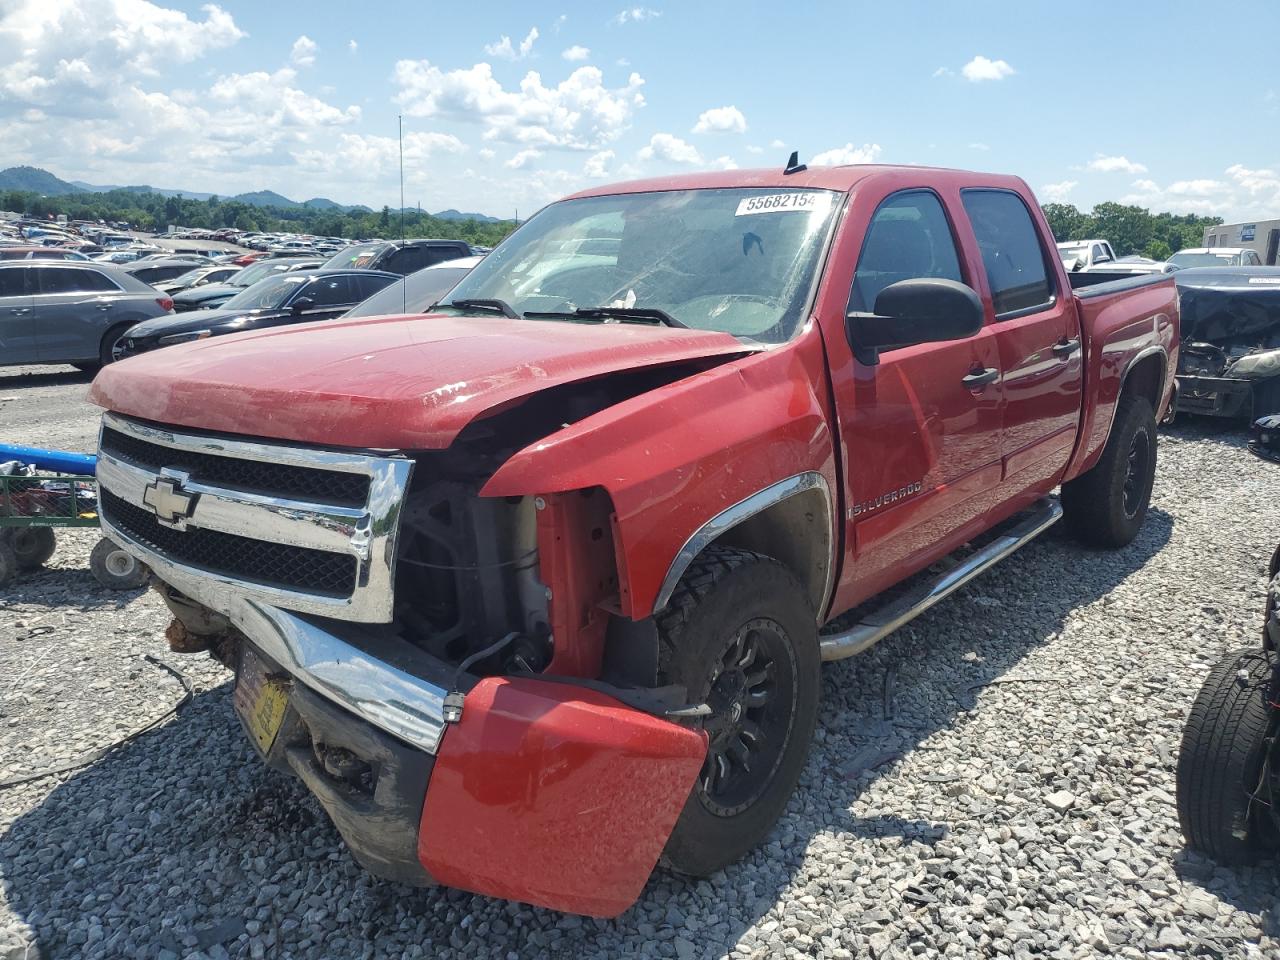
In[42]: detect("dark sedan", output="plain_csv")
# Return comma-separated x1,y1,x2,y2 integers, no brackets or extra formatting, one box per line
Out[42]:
118,269,397,357
170,257,324,311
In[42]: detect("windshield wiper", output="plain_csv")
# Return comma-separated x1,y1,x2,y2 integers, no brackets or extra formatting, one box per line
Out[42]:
438,297,519,318
523,306,688,328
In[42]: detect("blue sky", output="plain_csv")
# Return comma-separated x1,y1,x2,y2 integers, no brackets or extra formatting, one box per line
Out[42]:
1,1,1277,220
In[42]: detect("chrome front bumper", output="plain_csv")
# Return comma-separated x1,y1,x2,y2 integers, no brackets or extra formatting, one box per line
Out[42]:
96,413,450,754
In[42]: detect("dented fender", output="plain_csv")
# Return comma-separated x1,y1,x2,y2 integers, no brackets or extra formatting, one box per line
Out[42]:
481,327,839,620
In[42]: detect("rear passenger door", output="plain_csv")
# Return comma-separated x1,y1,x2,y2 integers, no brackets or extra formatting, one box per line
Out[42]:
0,267,36,363
961,189,1082,491
31,267,124,363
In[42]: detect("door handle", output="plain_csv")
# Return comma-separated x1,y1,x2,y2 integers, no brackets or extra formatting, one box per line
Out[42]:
9,308,30,315
96,304,113,311
1053,337,1080,357
962,367,1000,389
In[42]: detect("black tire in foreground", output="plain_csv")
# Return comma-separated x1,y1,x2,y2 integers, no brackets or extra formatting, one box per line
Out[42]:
3,526,56,570
1176,647,1280,864
1061,394,1157,548
89,536,149,590
656,546,820,877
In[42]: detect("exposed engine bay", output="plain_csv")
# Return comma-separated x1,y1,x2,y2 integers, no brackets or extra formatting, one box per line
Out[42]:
1174,267,1280,418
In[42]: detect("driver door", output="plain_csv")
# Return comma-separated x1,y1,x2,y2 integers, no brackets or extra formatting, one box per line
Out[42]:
826,189,1004,607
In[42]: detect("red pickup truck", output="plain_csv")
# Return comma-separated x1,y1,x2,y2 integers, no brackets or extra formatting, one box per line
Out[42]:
90,164,1178,917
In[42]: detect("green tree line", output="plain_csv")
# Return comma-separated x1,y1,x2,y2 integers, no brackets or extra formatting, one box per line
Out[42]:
0,188,517,247
1040,202,1222,262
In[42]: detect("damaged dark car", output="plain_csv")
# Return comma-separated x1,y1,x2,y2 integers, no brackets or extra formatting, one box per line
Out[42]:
1174,266,1280,419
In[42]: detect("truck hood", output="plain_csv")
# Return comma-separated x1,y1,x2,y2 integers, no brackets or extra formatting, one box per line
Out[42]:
90,313,753,449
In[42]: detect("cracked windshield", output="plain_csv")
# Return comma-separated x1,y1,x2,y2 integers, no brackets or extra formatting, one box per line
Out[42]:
439,187,840,343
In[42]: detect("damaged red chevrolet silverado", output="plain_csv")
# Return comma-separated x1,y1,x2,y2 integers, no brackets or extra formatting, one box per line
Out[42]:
89,163,1178,917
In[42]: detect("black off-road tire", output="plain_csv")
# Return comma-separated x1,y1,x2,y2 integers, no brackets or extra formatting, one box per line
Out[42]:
89,537,149,590
1176,648,1280,864
3,526,56,570
99,324,133,367
1061,394,1156,548
656,546,820,877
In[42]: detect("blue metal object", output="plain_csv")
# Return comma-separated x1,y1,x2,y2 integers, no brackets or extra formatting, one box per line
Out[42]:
0,443,97,475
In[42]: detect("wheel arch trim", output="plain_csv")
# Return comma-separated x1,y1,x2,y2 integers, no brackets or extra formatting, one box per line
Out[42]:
652,471,834,621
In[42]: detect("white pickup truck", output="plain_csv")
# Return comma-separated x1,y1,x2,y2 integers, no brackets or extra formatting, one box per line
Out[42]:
1056,239,1118,272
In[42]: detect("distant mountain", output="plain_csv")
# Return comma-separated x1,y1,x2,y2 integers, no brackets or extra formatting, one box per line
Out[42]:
434,208,502,224
0,166,83,196
71,180,214,201
0,166,507,221
232,190,300,209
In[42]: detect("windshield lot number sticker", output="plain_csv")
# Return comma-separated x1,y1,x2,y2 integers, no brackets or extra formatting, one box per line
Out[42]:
736,193,827,216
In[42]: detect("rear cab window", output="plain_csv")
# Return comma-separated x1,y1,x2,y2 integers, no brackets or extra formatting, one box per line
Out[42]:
960,189,1056,318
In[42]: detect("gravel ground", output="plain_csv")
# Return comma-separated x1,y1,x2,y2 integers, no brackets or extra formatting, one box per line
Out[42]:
2,364,1279,959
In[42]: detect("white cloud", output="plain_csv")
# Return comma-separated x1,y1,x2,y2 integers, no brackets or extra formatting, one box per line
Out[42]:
711,155,738,171
811,142,882,166
0,0,244,104
393,61,646,150
1166,179,1229,197
1087,155,1148,174
1226,163,1280,196
485,27,539,60
562,45,590,61
506,148,542,169
1040,180,1077,202
615,7,661,24
639,132,701,164
960,56,1015,82
290,35,317,67
692,105,746,135
769,138,786,149
584,149,614,177
348,40,358,54
968,142,990,151
931,67,953,78
479,147,496,160
745,145,764,155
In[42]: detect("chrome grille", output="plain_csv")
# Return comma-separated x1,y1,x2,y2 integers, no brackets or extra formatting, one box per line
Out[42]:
96,413,412,622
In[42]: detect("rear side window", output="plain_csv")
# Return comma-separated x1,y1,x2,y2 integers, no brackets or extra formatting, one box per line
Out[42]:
848,190,963,313
383,246,431,275
961,190,1054,316
35,268,118,294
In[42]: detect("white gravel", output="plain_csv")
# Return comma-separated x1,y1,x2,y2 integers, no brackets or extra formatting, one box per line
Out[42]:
2,364,1278,959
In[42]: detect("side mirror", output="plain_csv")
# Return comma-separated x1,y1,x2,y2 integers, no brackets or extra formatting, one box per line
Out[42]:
846,278,984,366
290,297,315,315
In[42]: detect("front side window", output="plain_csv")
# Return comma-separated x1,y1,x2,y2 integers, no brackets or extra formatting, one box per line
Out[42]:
440,187,841,344
36,268,116,294
0,268,26,298
962,189,1054,316
848,190,963,314
298,275,356,308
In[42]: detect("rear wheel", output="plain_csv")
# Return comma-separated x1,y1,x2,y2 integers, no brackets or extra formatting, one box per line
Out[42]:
3,526,56,570
656,546,819,876
100,324,133,366
1061,395,1156,548
1176,648,1280,863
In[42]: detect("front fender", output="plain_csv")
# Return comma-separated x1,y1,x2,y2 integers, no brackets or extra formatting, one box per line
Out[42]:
481,329,838,620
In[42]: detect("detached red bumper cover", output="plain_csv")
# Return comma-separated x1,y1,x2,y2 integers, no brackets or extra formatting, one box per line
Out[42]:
419,677,707,917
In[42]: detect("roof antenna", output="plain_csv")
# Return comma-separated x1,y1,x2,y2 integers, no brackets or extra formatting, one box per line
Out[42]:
783,150,806,176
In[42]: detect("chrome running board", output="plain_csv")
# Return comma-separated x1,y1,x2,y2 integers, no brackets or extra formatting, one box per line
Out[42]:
819,498,1063,662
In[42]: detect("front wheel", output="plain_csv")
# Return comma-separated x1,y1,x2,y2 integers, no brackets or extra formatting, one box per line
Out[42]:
89,537,149,590
656,546,819,876
1061,394,1157,548
1176,648,1280,863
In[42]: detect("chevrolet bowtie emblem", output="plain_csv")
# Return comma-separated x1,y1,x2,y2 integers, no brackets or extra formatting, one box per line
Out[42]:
142,476,199,528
